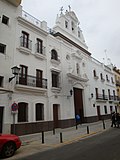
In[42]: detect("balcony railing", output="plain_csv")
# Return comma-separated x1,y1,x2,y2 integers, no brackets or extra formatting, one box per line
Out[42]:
94,75,99,79
108,95,120,101
114,96,120,101
96,94,108,100
96,94,120,102
101,78,105,82
16,74,47,89
109,95,114,101
22,10,42,28
20,36,32,50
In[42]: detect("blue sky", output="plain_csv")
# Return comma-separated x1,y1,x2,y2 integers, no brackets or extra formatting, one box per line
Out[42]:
21,0,120,68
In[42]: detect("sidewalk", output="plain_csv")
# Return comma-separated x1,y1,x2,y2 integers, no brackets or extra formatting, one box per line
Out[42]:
8,120,111,160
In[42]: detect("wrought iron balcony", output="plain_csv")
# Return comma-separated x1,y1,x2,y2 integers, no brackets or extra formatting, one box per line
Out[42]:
94,75,99,80
114,96,120,101
96,94,108,100
20,36,32,50
101,78,105,82
16,74,47,89
109,95,114,101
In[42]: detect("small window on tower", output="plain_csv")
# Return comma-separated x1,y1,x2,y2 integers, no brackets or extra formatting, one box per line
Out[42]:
71,21,74,31
2,15,9,25
65,21,68,28
78,31,80,38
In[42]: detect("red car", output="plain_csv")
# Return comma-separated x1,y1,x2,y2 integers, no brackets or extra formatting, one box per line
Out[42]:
0,134,21,158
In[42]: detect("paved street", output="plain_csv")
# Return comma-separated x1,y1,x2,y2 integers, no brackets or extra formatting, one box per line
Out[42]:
18,128,120,160
1,120,112,160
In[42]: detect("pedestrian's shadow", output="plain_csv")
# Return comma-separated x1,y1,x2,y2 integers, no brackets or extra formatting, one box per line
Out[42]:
111,127,120,129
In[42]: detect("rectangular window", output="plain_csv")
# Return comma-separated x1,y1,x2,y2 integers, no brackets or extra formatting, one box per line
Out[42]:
78,31,80,38
36,38,43,54
19,65,28,85
0,43,6,54
2,15,9,25
93,70,97,77
104,106,107,114
111,77,114,83
52,71,60,88
110,106,113,113
102,89,105,99
36,103,44,121
100,73,103,79
106,75,109,82
20,31,32,49
36,69,42,87
108,89,110,95
18,103,28,122
0,76,3,87
95,88,98,99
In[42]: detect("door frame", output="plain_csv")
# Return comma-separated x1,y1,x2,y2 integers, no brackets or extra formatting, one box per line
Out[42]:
53,104,59,128
73,87,84,122
97,105,101,120
0,106,4,133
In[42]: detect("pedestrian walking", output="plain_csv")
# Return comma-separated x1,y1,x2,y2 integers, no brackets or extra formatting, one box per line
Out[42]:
75,114,81,125
111,112,116,127
116,113,120,128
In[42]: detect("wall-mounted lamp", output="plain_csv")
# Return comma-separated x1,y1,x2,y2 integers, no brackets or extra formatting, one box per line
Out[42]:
91,93,93,98
67,89,73,98
89,93,93,100
9,66,20,82
70,89,73,96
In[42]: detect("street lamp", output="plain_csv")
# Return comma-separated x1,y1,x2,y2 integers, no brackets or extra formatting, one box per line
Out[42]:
9,66,20,82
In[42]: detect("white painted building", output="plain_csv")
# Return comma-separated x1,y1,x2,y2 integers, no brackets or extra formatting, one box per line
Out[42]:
0,0,117,135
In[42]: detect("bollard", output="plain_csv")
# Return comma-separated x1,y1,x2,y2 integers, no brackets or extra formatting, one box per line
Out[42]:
42,131,44,144
76,123,78,130
53,128,55,135
60,132,63,143
87,126,89,134
102,119,105,130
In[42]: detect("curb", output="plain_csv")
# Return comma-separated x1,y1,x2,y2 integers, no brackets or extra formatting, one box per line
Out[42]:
51,130,102,148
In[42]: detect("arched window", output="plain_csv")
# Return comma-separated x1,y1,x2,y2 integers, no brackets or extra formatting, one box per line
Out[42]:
93,69,96,77
78,31,80,38
51,49,58,60
18,102,28,122
71,21,74,31
36,103,44,121
100,73,103,80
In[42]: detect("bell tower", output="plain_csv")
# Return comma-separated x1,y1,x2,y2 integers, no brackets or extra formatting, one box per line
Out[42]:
53,6,88,50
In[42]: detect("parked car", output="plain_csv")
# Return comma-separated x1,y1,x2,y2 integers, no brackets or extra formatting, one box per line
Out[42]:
0,134,21,158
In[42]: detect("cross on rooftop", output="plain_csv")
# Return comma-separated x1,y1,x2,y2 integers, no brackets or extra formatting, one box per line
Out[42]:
60,6,64,14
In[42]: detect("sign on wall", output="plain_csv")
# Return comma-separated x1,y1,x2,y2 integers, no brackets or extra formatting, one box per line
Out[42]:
11,102,18,114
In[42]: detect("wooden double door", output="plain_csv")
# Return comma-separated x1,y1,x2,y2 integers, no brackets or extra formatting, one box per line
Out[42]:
74,88,84,122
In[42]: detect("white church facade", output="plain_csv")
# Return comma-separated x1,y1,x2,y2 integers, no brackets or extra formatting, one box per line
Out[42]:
0,0,118,135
